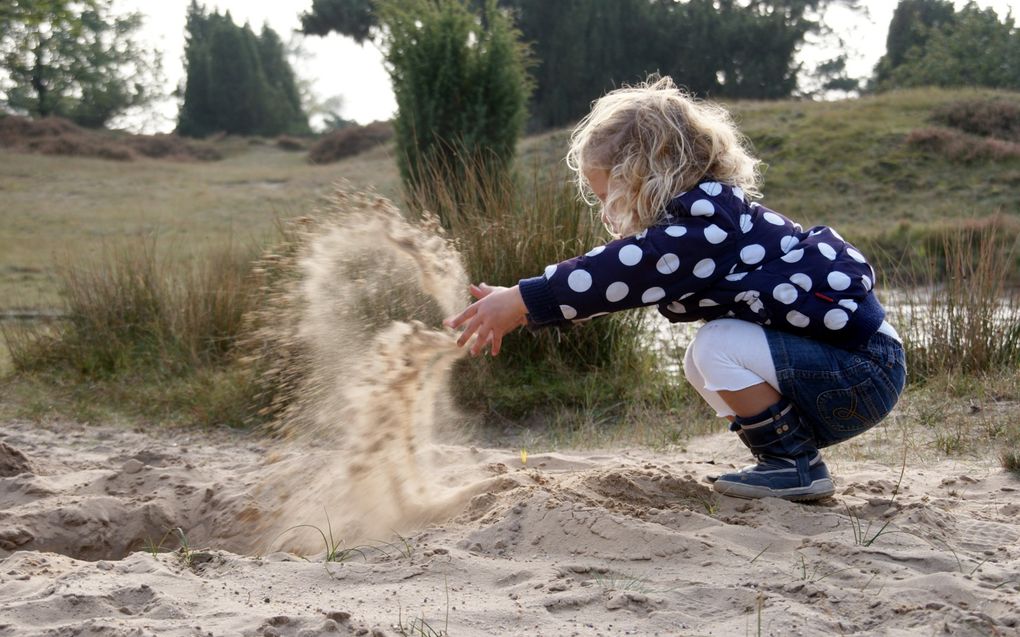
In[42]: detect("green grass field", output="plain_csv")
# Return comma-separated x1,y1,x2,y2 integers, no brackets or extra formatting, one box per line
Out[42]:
0,141,401,310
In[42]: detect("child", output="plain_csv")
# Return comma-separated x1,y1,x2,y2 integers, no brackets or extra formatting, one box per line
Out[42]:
444,77,906,501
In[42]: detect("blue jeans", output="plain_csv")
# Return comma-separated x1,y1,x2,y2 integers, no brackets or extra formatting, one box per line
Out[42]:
764,328,907,448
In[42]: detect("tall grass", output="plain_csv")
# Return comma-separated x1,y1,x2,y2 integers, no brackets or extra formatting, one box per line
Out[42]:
2,239,261,425
888,219,1020,379
406,156,686,422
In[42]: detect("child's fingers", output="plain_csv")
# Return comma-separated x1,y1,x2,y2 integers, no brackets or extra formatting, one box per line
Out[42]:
444,304,476,329
472,329,495,357
456,315,482,348
469,283,495,300
490,331,503,357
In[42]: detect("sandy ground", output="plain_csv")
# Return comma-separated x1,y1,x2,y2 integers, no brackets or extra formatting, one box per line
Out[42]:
0,418,1018,637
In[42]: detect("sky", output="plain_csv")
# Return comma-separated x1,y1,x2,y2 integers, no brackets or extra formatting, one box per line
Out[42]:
114,0,1019,133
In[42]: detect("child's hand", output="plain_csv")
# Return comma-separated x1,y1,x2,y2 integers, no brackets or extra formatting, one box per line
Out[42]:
444,283,528,356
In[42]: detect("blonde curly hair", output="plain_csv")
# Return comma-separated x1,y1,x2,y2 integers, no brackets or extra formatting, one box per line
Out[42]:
566,76,762,237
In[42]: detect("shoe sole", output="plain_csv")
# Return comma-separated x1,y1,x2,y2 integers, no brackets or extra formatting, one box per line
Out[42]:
712,478,835,502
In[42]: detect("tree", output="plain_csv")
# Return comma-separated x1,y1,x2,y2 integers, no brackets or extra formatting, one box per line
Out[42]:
299,0,859,130
873,0,956,85
0,0,162,128
875,3,1019,90
177,3,309,137
377,0,533,192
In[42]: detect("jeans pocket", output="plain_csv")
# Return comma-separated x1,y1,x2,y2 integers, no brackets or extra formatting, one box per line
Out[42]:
813,375,886,447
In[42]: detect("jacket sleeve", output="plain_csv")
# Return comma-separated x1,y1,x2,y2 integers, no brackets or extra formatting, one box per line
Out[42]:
519,217,738,325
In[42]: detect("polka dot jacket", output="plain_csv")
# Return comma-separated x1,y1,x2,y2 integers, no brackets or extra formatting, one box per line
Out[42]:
518,181,885,349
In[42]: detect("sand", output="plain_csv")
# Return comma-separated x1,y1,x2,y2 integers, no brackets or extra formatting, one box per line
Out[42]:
0,417,1018,637
2,192,1018,635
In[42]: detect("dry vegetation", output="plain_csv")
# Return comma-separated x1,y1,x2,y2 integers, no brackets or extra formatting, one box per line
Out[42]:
1,88,1019,467
307,121,394,164
0,115,222,161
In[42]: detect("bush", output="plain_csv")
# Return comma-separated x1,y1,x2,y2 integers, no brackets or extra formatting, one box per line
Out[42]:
905,127,1020,163
306,121,393,163
932,99,1020,142
380,0,532,193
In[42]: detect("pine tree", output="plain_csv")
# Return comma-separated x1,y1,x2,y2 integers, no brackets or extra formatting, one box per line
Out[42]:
178,4,309,137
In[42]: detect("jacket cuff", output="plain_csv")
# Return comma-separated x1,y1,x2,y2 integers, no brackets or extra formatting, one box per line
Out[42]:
518,275,564,325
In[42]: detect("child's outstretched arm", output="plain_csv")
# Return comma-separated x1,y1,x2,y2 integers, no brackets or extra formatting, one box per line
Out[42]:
444,283,528,356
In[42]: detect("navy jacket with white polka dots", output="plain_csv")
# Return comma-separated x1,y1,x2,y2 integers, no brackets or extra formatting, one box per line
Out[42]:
518,181,885,349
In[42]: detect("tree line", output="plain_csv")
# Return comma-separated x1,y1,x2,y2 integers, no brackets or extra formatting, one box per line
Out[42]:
0,0,1017,136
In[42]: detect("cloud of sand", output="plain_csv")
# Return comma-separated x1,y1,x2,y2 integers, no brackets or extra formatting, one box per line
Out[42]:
245,190,485,554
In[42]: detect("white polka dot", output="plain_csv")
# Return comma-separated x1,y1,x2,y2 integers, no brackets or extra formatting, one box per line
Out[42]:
732,187,745,201
693,258,716,278
690,199,715,216
606,282,629,302
725,271,748,282
827,271,852,291
824,308,849,330
680,292,695,300
656,253,680,274
773,283,798,305
831,228,844,242
618,244,642,266
817,242,837,260
763,211,784,225
790,273,812,291
642,287,665,303
665,225,687,237
780,235,799,253
544,264,557,279
667,301,686,314
862,275,873,291
699,298,719,307
740,244,766,265
704,224,727,244
781,249,804,263
634,229,647,240
699,181,723,196
568,269,592,293
586,245,605,257
559,305,577,319
787,310,810,328
838,299,858,312
739,214,753,233
847,248,866,263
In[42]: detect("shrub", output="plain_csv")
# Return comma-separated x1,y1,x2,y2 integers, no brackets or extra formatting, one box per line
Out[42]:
932,99,1020,141
306,121,393,164
380,0,532,193
905,127,1020,163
